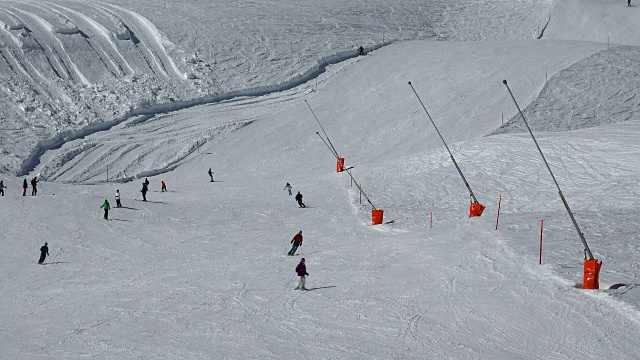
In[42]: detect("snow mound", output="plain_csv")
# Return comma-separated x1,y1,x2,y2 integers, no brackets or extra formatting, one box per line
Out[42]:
493,46,640,134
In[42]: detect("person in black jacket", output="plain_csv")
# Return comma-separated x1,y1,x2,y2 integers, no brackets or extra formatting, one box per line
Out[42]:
141,182,148,201
23,179,28,196
208,168,214,182
295,191,306,208
31,177,38,196
38,242,49,264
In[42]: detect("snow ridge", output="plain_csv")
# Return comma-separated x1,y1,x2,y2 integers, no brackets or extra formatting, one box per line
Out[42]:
19,43,384,180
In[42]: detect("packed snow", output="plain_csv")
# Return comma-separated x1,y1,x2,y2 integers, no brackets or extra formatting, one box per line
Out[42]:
2,0,640,358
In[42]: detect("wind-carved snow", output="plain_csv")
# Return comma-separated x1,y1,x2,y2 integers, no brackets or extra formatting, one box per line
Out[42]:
0,0,558,176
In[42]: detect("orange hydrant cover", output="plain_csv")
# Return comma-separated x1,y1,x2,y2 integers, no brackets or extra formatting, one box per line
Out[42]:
337,158,345,172
469,203,485,218
372,209,384,225
583,259,602,290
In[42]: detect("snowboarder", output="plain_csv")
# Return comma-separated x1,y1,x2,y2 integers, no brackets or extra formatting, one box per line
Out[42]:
38,242,49,264
30,177,38,196
295,191,306,208
161,181,167,192
0,180,6,196
288,231,303,256
22,179,27,196
115,190,122,208
284,182,292,196
100,199,110,220
295,258,309,290
358,46,365,56
208,168,214,182
141,182,148,201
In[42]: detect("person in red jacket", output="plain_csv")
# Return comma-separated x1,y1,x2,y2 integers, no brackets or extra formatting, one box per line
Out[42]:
288,231,303,256
161,181,167,192
295,258,308,290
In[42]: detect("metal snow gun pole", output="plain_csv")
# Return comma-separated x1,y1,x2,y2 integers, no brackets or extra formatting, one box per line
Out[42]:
502,79,601,289
306,100,384,225
408,81,485,217
305,100,345,172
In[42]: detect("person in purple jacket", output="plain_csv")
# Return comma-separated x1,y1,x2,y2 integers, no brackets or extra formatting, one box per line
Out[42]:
295,258,308,290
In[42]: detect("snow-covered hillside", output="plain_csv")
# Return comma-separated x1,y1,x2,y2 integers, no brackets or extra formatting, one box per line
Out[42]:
0,0,557,175
2,0,640,358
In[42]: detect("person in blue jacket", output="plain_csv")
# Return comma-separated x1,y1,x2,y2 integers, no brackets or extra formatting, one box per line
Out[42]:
284,182,292,196
0,180,6,196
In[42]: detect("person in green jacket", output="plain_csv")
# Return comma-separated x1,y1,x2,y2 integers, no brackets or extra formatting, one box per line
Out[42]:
100,199,111,220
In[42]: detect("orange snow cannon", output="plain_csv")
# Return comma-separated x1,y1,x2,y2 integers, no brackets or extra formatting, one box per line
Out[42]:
372,209,384,225
583,259,602,289
337,157,345,172
469,202,485,218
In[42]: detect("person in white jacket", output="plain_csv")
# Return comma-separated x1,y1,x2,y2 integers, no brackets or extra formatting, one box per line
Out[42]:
115,189,122,208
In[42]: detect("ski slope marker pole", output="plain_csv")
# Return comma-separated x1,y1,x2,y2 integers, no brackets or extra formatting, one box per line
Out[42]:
360,184,362,205
539,220,544,264
503,79,594,260
350,169,352,187
495,195,502,230
106,164,109,181
430,211,433,228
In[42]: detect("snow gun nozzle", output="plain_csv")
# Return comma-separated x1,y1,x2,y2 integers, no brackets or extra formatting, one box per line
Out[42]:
502,79,508,85
408,81,412,85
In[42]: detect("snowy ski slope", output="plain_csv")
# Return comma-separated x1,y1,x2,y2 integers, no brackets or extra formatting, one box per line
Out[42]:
2,0,640,358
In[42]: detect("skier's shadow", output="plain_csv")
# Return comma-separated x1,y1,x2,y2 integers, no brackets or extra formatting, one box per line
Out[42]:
136,200,166,204
305,285,336,291
119,207,139,210
110,218,132,222
42,262,70,265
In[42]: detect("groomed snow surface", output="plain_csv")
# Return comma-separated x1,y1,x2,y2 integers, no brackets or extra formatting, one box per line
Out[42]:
2,0,640,358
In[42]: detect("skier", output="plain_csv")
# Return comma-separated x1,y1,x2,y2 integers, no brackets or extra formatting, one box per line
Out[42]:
295,191,306,208
141,181,148,201
288,231,303,256
100,199,111,220
295,258,309,290
30,177,38,196
208,168,214,182
161,181,167,192
38,242,49,264
22,179,27,196
284,182,292,196
0,180,6,196
115,190,122,208
358,46,365,56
